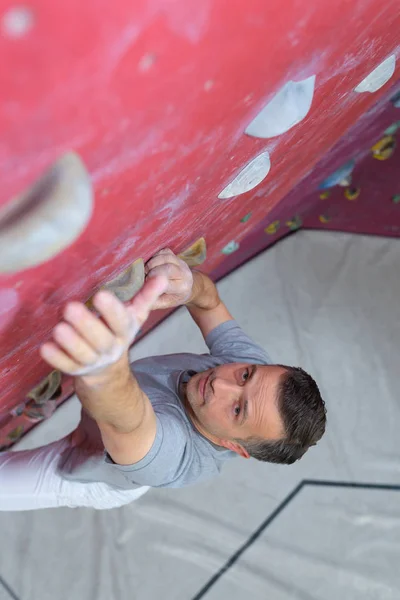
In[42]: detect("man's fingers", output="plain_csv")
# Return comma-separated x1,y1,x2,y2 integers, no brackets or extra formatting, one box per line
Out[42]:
63,302,116,353
52,323,99,365
145,252,180,275
151,295,180,310
146,263,182,283
126,275,168,323
92,291,136,339
40,342,83,374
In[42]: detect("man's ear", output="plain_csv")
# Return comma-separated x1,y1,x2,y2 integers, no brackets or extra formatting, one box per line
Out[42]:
219,439,250,459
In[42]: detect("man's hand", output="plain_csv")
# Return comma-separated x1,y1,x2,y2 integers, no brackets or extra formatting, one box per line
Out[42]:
145,248,194,310
40,274,168,379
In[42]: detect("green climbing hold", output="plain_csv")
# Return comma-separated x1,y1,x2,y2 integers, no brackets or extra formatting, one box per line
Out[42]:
222,241,240,255
240,212,252,223
286,216,302,231
392,194,400,204
384,122,400,136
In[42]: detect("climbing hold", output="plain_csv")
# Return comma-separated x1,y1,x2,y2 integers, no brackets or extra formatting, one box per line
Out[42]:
344,187,361,200
103,259,145,302
23,399,58,423
286,216,302,231
221,241,239,255
245,76,316,138
392,195,400,204
391,91,400,108
86,259,145,308
218,152,271,199
371,136,396,160
27,370,62,406
384,122,400,136
319,191,331,200
265,220,280,234
178,237,207,267
319,215,331,223
319,160,355,189
354,55,396,93
240,212,252,223
8,425,24,441
0,152,93,273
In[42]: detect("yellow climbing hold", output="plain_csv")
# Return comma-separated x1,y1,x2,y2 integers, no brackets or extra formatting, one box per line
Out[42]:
8,425,24,441
319,191,330,200
319,215,331,224
344,187,361,201
178,237,207,267
371,135,396,161
265,221,280,234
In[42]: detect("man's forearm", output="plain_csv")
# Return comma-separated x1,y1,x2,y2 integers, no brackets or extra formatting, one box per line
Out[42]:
185,270,220,310
74,356,145,434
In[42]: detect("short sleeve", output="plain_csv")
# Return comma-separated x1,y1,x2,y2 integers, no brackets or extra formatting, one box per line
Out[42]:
205,320,271,365
104,403,211,488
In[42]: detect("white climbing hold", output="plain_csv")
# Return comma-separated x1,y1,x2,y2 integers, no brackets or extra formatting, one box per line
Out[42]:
245,76,316,139
218,152,271,199
354,55,396,94
0,152,93,273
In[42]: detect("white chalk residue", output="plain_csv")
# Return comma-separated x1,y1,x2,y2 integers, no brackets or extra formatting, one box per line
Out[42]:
1,6,34,38
245,76,316,139
218,152,271,199
354,55,396,93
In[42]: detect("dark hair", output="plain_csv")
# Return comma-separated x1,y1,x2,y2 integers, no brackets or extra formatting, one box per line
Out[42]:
240,366,326,465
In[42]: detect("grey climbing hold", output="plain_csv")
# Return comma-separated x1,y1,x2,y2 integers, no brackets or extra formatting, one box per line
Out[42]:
218,152,271,199
0,152,93,273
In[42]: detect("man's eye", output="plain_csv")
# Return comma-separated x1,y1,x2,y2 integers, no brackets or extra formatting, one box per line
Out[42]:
242,369,250,382
234,405,241,416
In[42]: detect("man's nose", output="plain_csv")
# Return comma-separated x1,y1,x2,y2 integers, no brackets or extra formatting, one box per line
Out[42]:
213,377,238,396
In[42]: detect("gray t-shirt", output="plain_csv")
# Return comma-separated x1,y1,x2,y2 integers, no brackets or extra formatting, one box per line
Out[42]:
59,320,271,489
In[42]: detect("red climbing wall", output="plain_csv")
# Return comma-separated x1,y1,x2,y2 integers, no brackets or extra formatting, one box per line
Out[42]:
0,0,399,447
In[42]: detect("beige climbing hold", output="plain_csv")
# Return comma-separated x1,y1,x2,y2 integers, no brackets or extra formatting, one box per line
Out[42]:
0,152,93,273
178,237,207,267
27,370,62,405
86,259,145,308
102,259,145,302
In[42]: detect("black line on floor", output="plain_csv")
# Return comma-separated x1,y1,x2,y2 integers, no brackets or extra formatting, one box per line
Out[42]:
305,479,400,491
0,575,20,600
191,478,400,599
191,481,305,600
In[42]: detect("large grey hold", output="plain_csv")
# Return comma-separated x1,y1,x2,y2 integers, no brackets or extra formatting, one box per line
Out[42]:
0,152,93,273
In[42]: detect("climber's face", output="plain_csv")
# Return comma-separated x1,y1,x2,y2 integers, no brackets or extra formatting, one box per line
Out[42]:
184,363,286,458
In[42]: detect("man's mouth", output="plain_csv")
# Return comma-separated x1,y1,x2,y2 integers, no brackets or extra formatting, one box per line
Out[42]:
199,373,210,404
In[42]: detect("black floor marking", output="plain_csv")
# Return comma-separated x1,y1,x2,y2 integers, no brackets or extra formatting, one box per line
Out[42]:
191,479,400,600
0,575,19,600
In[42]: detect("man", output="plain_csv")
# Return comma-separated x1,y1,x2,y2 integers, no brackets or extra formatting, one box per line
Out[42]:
0,249,326,511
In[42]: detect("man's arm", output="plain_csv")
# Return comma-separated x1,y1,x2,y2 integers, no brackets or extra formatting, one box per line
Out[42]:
74,357,157,465
40,275,168,466
185,271,234,340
